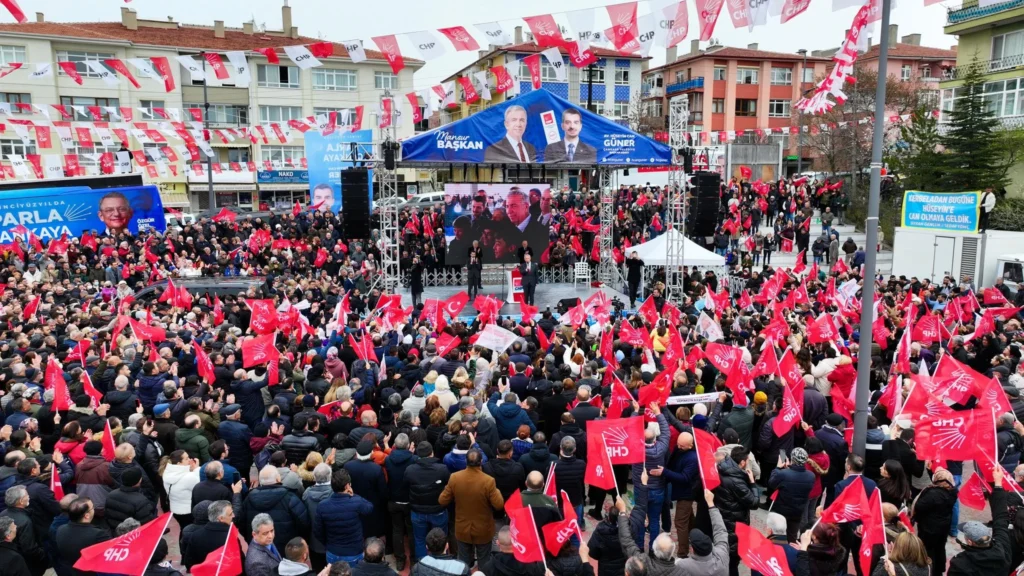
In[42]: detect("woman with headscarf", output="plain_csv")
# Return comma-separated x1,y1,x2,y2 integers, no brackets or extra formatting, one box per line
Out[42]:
911,466,957,576
324,348,348,381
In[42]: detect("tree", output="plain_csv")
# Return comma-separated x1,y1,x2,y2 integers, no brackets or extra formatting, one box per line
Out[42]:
888,105,944,190
939,58,1006,191
626,91,665,135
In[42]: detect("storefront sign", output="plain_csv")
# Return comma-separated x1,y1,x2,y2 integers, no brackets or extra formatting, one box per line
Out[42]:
257,170,309,184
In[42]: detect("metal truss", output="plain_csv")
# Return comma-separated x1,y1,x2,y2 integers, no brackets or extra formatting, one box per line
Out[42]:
597,168,623,288
664,95,690,305
371,90,401,294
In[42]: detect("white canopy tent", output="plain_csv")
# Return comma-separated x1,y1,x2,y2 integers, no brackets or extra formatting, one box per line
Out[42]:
631,229,726,267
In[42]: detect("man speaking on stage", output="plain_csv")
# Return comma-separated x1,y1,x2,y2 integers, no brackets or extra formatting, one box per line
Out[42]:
520,252,539,305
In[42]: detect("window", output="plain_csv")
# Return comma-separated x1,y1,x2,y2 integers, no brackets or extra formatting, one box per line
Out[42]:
769,99,791,117
802,67,815,83
374,71,398,90
590,102,605,115
585,66,605,83
713,67,727,81
920,66,933,79
59,96,119,121
614,69,630,85
519,61,559,83
653,75,663,87
940,78,1024,122
56,50,114,78
992,31,1024,68
735,99,757,116
0,93,30,112
261,146,305,164
313,68,357,91
218,148,250,163
0,46,24,66
313,107,349,119
711,98,725,114
901,65,912,81
647,100,664,117
737,68,758,84
69,144,119,169
771,67,793,85
612,102,629,117
257,65,299,88
920,90,940,108
184,103,248,126
259,106,303,123
0,138,34,157
675,71,686,84
140,100,165,117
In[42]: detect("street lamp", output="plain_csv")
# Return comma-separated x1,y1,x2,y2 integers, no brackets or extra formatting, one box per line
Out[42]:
797,49,807,176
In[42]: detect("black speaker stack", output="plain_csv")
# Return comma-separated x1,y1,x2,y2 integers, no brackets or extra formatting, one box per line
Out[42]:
687,171,721,237
341,168,371,239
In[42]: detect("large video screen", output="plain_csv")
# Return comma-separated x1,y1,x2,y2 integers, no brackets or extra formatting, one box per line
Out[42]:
443,183,555,266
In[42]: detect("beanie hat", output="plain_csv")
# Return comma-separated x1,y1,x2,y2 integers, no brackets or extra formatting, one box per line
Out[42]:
121,467,143,487
754,391,768,405
790,447,808,465
826,413,845,427
690,528,713,556
356,439,375,459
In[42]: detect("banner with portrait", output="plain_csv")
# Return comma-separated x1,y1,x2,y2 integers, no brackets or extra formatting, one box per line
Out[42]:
443,183,557,266
400,88,672,165
0,184,165,241
304,129,374,214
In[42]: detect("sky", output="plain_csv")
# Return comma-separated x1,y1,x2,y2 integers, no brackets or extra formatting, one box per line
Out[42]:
22,0,958,89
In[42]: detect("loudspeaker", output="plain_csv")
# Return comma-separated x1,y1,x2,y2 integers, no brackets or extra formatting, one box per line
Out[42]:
383,141,399,170
692,171,721,197
682,148,694,174
342,168,371,239
557,298,579,314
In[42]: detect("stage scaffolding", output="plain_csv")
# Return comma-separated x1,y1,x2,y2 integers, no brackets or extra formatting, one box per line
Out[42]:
372,90,401,293
664,95,690,305
597,168,622,289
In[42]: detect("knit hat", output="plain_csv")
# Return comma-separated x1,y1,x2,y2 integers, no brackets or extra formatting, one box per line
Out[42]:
826,413,845,427
356,439,375,459
753,391,768,405
690,528,713,556
121,467,143,487
302,394,317,407
154,403,170,416
790,447,808,465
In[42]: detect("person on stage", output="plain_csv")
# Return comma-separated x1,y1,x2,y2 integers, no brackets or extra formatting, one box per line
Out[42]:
467,251,482,299
517,240,534,266
520,252,539,306
626,250,644,308
410,256,424,306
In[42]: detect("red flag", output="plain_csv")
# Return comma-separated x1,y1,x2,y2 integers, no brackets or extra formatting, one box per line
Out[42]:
537,327,551,351
438,26,480,51
607,376,633,420
211,207,237,223
983,287,1010,306
49,462,65,500
241,333,280,368
255,47,280,64
858,489,886,576
693,428,723,490
807,314,839,344
916,408,996,463
520,302,539,323
980,376,1014,415
587,417,645,464
443,291,470,318
245,298,280,334
933,354,986,405
348,334,378,364
637,295,660,326
958,473,990,511
781,237,794,253
541,461,558,500
508,506,545,563
22,294,40,321
819,476,870,523
213,296,225,326
542,505,580,556
191,522,244,576
47,358,71,411
773,383,802,437
735,522,794,576
314,248,329,268
371,35,405,74
73,513,173,574
101,419,116,462
522,54,543,89
505,489,523,515
522,14,565,47
912,314,950,344
585,434,617,489
899,381,951,422
435,333,461,358
738,290,753,310
751,345,779,380
195,344,215,385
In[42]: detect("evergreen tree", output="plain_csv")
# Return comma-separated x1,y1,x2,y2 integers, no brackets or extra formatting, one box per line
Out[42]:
940,59,1006,191
890,105,944,190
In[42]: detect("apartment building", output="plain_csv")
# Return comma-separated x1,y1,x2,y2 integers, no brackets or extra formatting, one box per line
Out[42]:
856,25,956,108
941,0,1024,193
0,5,422,212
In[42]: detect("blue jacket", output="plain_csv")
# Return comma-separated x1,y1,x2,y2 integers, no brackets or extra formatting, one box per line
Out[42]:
443,446,488,472
641,414,670,491
314,493,374,556
816,425,849,491
218,420,254,473
383,449,418,503
137,372,169,408
768,464,816,518
199,459,241,486
240,485,309,551
230,378,269,427
661,448,699,501
487,393,537,440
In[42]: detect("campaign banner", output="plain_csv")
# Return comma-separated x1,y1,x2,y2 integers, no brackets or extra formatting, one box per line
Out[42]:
506,268,525,304
401,88,672,165
0,185,165,242
901,190,981,233
304,130,374,215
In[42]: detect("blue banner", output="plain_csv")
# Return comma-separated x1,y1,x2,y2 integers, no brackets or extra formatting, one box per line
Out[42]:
0,184,165,242
258,170,308,184
304,130,374,214
901,190,981,233
400,88,672,165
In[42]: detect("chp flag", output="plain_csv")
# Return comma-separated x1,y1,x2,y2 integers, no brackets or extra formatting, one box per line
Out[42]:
587,417,646,464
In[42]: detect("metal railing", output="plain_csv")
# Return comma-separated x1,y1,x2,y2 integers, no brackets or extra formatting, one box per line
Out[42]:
666,77,705,95
407,264,595,287
947,0,1024,24
942,53,1024,79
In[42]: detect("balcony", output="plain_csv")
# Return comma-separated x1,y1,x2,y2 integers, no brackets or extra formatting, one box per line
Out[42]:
666,77,705,96
942,53,1024,80
641,86,665,98
947,0,1024,26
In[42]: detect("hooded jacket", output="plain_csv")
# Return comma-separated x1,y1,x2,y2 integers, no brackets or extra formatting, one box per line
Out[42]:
488,393,537,440
241,485,310,551
175,427,212,463
518,442,558,478
405,456,451,514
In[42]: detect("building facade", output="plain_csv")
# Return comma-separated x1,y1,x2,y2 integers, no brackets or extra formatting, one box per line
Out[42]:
0,5,422,211
857,24,955,108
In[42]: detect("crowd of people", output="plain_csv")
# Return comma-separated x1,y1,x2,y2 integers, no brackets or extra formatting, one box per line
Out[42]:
0,173,1017,576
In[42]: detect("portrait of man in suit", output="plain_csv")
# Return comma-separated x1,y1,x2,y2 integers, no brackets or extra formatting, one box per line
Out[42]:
483,105,536,164
505,187,550,252
543,108,597,164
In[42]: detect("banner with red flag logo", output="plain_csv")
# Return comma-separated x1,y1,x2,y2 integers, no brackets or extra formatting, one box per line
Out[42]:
587,417,645,464
693,427,723,490
508,505,545,563
772,383,802,437
585,433,617,489
192,522,244,576
735,522,794,576
916,408,996,463
242,332,279,368
245,298,280,334
958,473,990,511
74,513,172,574
819,476,869,523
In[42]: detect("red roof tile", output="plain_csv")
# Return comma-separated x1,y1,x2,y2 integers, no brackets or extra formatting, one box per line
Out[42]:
0,21,424,65
860,42,957,61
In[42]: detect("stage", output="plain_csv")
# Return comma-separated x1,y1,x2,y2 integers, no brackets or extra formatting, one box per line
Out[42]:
396,282,632,322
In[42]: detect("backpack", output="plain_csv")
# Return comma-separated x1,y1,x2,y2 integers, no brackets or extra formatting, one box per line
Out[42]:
255,440,283,471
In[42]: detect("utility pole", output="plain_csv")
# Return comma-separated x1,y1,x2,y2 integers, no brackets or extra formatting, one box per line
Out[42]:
586,63,595,112
852,0,892,457
797,49,807,175
200,52,215,211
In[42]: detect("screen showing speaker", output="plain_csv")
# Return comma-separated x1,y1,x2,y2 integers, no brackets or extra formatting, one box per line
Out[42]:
443,183,557,266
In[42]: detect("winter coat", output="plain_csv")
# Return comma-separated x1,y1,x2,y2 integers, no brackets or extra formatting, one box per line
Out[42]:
314,492,374,557
109,459,156,500
281,430,320,466
240,485,311,551
588,518,629,576
444,446,488,472
483,456,526,509
0,540,31,576
997,424,1022,471
768,464,816,518
104,389,139,422
815,426,849,490
162,463,201,515
549,424,587,465
405,456,451,514
548,551,595,576
104,485,157,532
518,443,558,478
182,521,232,570
488,393,537,440
302,483,333,554
218,419,254,473
53,438,87,465
74,455,115,511
641,414,670,491
175,427,212,463
719,406,755,449
438,466,505,545
231,378,270,427
663,448,700,501
410,554,470,576
910,481,958,540
137,372,169,409
714,457,760,530
384,449,419,503
54,521,110,576
11,475,61,544
1,507,45,574
554,455,587,508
